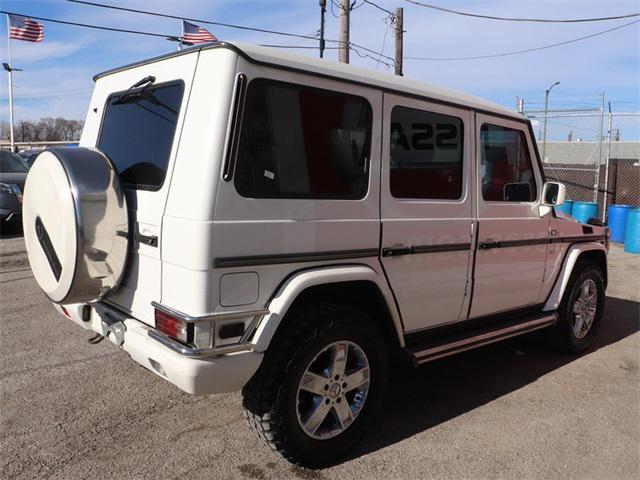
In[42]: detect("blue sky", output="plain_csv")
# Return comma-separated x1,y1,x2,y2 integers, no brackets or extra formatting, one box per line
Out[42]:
1,0,639,138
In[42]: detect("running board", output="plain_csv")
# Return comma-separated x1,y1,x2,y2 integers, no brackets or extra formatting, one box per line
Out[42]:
407,313,557,366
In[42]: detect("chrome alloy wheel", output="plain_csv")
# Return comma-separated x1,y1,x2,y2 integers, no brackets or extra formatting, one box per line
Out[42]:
296,341,370,440
572,278,598,339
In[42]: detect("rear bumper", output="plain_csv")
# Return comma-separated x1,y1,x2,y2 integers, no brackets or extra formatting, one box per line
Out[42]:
55,302,263,395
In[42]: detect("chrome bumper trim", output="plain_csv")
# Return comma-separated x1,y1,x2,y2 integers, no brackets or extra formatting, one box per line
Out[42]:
147,329,254,358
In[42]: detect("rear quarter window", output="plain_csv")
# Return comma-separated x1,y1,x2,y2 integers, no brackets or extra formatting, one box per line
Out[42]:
233,79,372,200
98,80,184,191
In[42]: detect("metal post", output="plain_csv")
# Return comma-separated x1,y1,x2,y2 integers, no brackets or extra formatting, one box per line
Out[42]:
593,92,605,204
339,0,350,63
394,7,403,76
319,0,326,58
601,102,613,221
542,81,560,163
6,15,15,151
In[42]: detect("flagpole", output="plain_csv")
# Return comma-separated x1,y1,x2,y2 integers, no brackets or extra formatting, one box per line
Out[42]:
6,15,15,151
177,19,182,51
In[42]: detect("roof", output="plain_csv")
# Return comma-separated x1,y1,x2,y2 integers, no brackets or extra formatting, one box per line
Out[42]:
94,41,520,121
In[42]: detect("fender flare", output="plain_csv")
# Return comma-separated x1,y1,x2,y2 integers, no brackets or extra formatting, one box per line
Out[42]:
543,242,607,312
251,264,404,352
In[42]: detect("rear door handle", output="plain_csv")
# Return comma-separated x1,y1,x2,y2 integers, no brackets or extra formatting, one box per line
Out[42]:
382,247,412,257
135,232,158,247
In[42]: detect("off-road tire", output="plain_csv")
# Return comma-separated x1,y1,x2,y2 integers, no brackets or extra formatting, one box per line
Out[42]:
242,302,389,468
550,259,605,353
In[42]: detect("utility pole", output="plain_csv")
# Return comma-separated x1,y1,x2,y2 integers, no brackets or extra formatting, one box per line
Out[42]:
339,0,350,64
319,0,326,58
593,92,605,204
541,81,560,163
395,7,403,76
602,101,613,221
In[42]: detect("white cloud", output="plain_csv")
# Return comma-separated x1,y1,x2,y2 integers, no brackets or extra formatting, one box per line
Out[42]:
10,40,86,64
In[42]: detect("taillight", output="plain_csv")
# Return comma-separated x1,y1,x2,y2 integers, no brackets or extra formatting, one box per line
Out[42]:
155,309,190,344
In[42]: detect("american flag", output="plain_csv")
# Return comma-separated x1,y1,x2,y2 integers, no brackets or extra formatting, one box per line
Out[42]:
9,14,44,42
182,20,217,45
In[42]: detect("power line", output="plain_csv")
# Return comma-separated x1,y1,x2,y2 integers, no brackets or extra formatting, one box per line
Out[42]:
67,0,319,41
0,9,174,38
260,45,339,50
404,0,640,23
362,0,395,18
67,0,395,62
406,19,640,61
375,17,392,70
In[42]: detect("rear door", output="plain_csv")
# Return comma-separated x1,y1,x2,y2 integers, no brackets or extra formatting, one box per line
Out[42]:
380,94,474,332
470,114,549,318
80,53,198,324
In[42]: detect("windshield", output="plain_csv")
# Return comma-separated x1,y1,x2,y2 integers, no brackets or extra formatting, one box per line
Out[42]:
0,150,29,173
98,81,185,190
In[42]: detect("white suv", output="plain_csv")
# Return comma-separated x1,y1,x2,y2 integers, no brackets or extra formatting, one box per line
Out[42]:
22,42,609,467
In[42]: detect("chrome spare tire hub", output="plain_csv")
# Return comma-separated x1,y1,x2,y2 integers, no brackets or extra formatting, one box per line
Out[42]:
296,341,370,440
572,278,598,339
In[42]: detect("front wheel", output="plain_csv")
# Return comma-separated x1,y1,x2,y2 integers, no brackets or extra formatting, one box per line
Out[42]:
550,260,606,353
242,302,388,468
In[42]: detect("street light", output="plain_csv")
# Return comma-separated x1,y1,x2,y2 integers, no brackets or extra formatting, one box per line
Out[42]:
541,81,560,162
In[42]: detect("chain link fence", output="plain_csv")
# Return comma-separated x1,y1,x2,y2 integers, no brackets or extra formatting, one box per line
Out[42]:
524,108,640,221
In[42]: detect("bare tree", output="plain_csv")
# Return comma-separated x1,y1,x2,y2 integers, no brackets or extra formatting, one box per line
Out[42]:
1,118,84,142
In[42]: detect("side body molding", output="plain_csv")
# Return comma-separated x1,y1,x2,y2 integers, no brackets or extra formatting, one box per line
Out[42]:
543,242,607,312
251,265,404,352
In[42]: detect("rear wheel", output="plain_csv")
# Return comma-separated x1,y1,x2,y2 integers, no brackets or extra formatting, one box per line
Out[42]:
550,260,605,353
242,302,388,468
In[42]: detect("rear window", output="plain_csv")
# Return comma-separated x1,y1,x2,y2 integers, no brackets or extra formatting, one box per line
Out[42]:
98,81,184,190
233,79,372,199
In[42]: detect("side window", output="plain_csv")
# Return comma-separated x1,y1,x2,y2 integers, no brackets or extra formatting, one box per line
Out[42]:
234,79,372,199
390,106,464,200
480,124,537,202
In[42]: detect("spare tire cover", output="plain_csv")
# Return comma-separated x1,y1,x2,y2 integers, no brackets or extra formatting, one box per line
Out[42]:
23,147,129,304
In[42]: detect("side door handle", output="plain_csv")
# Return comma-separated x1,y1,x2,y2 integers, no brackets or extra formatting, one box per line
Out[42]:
382,246,412,257
478,239,500,250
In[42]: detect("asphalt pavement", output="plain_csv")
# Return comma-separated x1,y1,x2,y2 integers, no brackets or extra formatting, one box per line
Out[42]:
1,233,638,480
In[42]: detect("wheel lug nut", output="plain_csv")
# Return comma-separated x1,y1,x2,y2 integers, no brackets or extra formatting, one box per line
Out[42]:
325,399,330,404
342,382,347,388
337,397,342,403
334,375,339,380
324,385,329,390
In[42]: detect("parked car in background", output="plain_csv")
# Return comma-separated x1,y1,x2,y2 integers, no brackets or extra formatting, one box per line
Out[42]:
17,149,43,168
0,150,29,229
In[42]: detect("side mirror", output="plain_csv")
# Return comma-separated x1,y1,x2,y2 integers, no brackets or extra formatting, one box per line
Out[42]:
542,181,566,206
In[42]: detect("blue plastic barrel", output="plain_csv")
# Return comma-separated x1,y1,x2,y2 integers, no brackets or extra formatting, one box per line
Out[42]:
624,208,640,254
607,204,634,243
572,201,599,224
555,199,574,216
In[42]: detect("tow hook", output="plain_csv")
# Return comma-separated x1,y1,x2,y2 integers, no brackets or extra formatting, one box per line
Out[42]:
88,333,104,344
100,313,126,347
